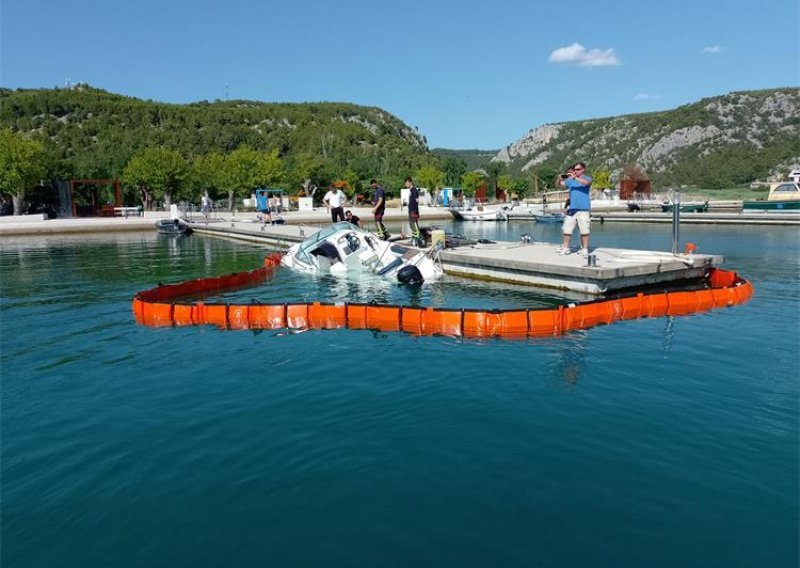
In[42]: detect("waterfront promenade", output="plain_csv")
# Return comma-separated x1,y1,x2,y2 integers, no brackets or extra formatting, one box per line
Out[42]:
0,206,452,236
1,204,798,236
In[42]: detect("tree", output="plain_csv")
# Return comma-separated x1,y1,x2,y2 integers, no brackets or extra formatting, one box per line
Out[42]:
442,156,467,187
485,160,505,194
187,153,226,201
220,146,283,210
415,164,444,194
460,171,485,197
122,147,188,210
0,129,47,215
531,166,560,193
590,169,612,189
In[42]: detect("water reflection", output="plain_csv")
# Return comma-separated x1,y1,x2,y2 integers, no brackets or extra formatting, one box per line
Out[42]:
553,331,588,387
662,316,675,354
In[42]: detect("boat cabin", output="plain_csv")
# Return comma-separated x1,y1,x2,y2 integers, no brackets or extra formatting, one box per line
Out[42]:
768,169,800,202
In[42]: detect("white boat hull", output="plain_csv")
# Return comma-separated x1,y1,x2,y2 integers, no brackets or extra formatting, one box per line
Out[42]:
450,206,506,221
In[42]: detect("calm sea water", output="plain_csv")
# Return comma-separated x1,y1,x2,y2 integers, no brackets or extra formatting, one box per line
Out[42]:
2,221,798,568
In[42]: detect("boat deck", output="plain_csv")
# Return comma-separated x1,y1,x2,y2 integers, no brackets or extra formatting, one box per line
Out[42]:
189,220,722,295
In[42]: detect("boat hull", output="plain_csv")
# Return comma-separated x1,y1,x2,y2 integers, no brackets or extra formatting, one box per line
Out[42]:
155,219,193,235
742,200,800,211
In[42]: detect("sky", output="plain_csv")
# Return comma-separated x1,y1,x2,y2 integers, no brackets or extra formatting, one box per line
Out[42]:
1,0,798,149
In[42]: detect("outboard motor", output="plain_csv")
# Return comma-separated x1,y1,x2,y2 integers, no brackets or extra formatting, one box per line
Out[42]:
396,264,424,285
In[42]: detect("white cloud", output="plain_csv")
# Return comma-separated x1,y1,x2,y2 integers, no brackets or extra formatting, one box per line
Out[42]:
703,45,724,53
548,43,621,67
634,93,662,100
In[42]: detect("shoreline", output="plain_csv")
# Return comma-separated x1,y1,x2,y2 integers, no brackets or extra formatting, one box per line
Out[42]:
1,204,799,237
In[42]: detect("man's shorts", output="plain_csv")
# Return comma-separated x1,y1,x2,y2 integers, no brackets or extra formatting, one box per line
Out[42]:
258,207,270,214
562,210,591,235
374,212,384,221
409,211,419,221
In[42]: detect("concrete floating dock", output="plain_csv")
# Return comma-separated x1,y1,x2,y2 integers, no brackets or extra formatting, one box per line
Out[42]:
190,219,721,295
438,241,718,294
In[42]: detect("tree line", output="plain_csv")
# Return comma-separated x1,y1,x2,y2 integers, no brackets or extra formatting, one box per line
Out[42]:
0,85,612,215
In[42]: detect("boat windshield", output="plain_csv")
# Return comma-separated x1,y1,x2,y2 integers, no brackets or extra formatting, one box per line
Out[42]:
294,222,366,266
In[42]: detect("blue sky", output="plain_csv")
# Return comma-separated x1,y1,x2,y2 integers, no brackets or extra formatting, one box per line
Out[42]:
1,0,798,149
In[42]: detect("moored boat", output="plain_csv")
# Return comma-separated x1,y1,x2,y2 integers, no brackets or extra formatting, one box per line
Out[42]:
155,218,193,235
660,202,709,213
450,203,507,221
533,213,565,223
743,169,800,211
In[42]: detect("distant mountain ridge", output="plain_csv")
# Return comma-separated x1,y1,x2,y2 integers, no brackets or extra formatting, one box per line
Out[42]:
493,88,800,187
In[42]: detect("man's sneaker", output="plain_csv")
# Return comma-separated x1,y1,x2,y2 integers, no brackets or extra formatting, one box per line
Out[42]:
556,246,571,255
579,247,590,256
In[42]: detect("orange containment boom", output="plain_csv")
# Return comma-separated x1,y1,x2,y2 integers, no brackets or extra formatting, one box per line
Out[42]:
132,253,753,338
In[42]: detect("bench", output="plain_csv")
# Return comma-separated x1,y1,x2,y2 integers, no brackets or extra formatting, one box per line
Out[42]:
115,207,142,218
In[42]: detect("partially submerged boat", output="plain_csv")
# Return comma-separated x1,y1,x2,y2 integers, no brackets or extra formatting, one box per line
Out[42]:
743,169,800,212
155,218,193,235
281,221,443,284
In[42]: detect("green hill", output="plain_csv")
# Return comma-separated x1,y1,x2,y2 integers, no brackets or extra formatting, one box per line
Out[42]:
0,84,433,191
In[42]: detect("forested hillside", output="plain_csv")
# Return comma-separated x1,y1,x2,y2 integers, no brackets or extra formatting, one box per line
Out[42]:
2,85,798,216
0,84,433,197
494,88,800,188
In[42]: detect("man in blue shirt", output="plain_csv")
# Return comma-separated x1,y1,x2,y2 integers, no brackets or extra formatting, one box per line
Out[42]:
256,191,272,226
557,162,593,255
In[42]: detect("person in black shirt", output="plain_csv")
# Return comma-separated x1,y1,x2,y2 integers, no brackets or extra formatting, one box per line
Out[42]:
405,176,423,247
370,178,389,239
344,210,361,227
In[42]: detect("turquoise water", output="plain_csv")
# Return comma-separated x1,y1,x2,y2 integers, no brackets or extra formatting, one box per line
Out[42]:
2,222,798,568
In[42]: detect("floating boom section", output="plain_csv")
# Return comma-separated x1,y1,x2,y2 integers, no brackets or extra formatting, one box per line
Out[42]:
132,253,753,338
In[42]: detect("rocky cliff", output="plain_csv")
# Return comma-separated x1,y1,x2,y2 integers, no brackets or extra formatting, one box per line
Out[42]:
494,88,800,187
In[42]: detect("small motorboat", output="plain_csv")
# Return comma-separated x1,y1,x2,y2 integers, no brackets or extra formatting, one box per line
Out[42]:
281,222,443,284
533,213,565,223
450,203,507,221
660,202,709,213
743,169,800,212
155,218,193,235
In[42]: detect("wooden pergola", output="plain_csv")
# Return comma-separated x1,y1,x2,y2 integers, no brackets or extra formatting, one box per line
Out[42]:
69,179,121,216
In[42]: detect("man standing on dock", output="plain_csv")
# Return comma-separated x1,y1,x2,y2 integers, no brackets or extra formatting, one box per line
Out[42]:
405,176,423,247
370,178,389,240
557,162,593,255
323,185,347,223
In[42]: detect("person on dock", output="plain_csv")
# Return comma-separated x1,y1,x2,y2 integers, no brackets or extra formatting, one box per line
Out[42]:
256,191,272,226
201,192,213,220
557,162,592,256
405,176,423,247
344,210,361,227
323,185,347,223
370,178,389,240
